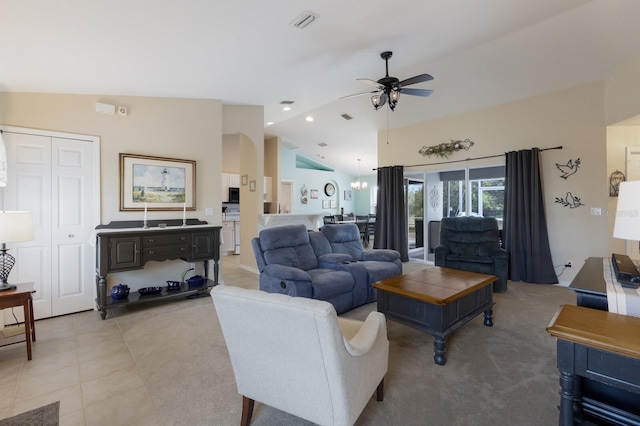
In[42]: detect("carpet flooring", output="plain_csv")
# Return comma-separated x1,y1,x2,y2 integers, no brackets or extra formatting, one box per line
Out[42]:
0,401,59,426
120,263,575,426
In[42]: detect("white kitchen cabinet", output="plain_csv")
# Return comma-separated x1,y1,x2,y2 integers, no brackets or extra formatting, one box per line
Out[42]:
221,173,230,202
221,173,240,203
264,176,273,202
222,221,235,253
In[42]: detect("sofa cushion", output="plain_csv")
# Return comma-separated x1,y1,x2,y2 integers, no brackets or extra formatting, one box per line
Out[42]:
307,269,355,300
260,224,319,271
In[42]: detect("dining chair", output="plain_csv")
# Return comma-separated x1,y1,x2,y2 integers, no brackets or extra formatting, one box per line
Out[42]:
355,215,369,247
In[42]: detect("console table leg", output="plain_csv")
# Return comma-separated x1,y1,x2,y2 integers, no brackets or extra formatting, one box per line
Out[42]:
433,335,447,365
483,308,493,327
97,275,108,320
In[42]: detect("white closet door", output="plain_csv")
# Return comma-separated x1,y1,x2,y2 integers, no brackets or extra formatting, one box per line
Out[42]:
51,137,96,316
3,132,53,319
2,130,98,320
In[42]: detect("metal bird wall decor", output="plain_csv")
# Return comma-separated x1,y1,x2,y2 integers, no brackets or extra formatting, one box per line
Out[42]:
555,158,581,179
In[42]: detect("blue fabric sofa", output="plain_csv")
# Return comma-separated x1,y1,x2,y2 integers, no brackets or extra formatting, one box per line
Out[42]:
434,217,508,292
252,223,402,313
313,224,402,305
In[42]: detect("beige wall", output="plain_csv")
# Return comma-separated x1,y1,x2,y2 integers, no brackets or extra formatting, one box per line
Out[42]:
379,82,609,284
222,105,265,270
0,92,265,284
0,92,222,225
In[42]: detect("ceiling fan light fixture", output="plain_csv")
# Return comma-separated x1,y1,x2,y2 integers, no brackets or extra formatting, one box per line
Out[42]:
371,94,381,110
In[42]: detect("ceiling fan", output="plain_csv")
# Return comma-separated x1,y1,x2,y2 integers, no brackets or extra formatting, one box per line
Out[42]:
342,51,434,111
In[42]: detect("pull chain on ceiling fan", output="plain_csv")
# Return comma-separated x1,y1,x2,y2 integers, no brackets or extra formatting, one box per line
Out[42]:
341,51,434,111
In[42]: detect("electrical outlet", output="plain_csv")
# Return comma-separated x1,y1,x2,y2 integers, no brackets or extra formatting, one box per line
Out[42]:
188,263,195,270
565,261,572,268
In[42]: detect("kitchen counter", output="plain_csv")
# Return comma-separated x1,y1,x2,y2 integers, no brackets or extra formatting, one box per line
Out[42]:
258,213,324,231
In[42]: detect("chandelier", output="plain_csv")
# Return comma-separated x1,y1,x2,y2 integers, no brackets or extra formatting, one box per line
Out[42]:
351,159,368,191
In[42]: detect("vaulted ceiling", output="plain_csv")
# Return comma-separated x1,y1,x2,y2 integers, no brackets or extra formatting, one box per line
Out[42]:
2,0,640,175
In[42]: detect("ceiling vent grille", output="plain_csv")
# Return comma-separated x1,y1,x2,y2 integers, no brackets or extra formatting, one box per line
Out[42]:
340,113,353,121
290,11,319,29
318,142,328,147
280,100,295,105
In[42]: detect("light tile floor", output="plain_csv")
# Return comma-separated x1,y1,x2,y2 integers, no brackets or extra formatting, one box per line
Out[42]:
0,255,258,426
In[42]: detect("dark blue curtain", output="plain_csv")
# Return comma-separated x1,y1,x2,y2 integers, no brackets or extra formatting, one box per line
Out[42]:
503,149,558,284
374,166,408,261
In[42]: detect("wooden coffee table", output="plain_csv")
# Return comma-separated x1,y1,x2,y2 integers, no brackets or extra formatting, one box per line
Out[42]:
373,266,496,365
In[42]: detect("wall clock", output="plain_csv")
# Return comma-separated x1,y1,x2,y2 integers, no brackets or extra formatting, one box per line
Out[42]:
324,183,335,197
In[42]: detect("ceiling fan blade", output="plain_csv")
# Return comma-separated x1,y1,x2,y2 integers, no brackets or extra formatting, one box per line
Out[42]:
399,88,434,97
399,73,434,87
339,90,379,100
357,78,383,89
378,92,387,108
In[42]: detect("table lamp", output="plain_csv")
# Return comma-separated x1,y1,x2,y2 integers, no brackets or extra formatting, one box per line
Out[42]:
0,211,34,291
613,180,640,242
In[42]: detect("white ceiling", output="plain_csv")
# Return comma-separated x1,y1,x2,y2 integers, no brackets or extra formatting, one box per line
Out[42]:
3,0,640,176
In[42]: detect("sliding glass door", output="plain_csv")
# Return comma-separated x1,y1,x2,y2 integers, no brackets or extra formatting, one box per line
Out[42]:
407,165,504,263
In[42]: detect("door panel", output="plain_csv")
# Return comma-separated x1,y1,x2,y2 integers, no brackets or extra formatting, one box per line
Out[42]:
51,137,95,316
3,133,52,320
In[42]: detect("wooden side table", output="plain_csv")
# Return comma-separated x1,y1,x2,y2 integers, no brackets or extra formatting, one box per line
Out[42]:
547,304,640,424
0,282,36,360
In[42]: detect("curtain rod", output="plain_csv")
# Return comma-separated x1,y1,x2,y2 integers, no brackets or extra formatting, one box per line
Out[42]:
373,146,563,170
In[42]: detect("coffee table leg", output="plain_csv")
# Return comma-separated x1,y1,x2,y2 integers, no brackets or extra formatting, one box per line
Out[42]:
433,336,446,365
483,308,493,327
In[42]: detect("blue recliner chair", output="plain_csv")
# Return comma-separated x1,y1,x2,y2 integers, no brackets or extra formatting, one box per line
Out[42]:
251,224,357,314
434,217,509,292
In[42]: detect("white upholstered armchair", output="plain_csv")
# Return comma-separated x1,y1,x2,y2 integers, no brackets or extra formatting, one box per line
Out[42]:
211,285,389,426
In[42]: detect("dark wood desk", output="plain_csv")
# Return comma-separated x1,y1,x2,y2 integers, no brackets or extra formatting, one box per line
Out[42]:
547,304,640,425
0,282,36,360
569,257,608,311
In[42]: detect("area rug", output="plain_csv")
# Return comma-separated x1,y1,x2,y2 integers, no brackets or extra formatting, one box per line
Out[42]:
0,402,59,426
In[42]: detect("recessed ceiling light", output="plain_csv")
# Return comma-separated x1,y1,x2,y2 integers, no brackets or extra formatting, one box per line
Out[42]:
306,116,314,122
266,122,274,126
283,106,291,111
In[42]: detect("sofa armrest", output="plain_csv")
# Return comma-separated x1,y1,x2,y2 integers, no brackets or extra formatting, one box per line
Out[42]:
361,249,400,262
318,253,352,268
263,264,311,282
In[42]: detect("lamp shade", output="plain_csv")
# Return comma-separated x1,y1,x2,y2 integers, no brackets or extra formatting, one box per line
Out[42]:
0,211,34,243
613,181,640,241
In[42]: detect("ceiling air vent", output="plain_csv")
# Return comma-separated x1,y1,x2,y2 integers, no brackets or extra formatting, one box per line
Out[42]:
280,100,295,105
318,142,328,147
340,113,353,121
290,11,319,29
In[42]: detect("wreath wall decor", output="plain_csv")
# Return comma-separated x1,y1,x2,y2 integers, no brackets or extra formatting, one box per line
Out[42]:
419,139,474,158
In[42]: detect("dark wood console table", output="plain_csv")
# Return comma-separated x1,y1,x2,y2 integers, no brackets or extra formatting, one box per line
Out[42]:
547,304,640,425
94,219,221,319
569,257,608,311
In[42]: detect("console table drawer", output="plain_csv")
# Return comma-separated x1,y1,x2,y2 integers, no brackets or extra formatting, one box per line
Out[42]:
143,244,190,259
142,234,189,246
